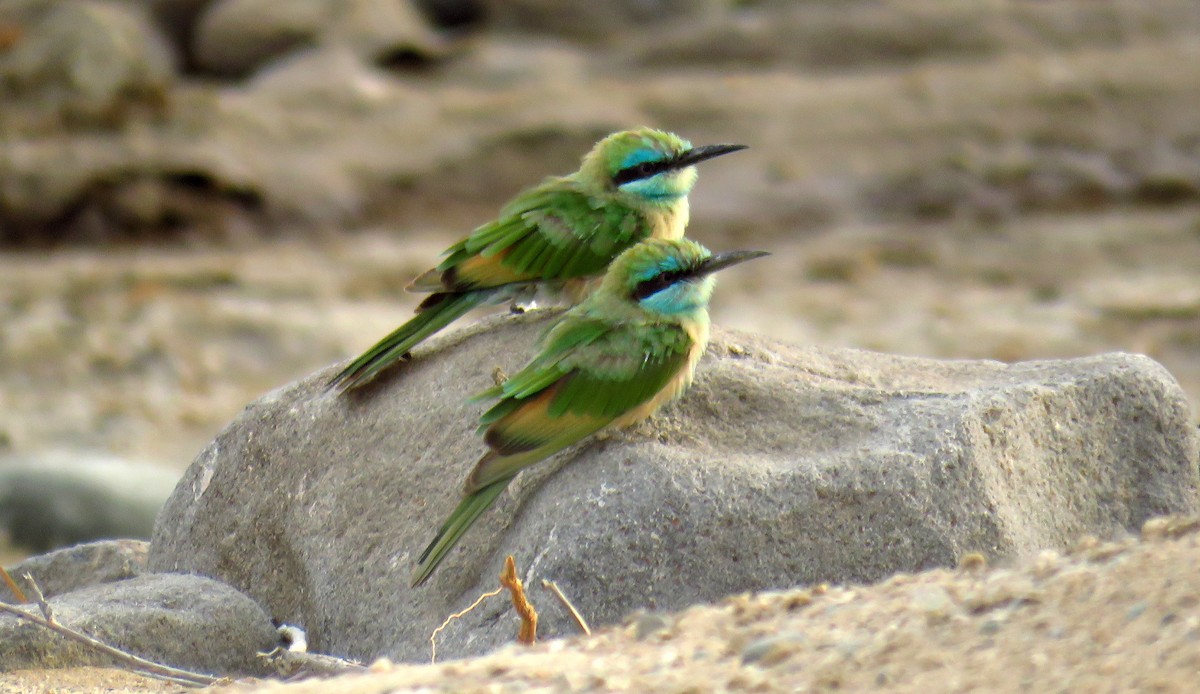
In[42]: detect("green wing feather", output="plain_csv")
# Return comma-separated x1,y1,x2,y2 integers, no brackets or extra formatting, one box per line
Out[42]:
339,180,654,393
409,316,693,586
410,478,510,587
548,326,691,419
338,178,655,393
326,291,491,392
472,317,612,407
468,320,692,490
434,179,650,292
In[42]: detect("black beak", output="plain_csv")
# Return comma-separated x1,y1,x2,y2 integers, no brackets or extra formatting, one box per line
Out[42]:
672,143,748,169
696,249,770,276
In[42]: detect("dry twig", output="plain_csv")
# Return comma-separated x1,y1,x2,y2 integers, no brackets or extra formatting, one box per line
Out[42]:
500,556,537,645
25,572,52,619
0,565,27,603
429,586,503,663
541,579,590,635
428,555,540,662
0,574,221,688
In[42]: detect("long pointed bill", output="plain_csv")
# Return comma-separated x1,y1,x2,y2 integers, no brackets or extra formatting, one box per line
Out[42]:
672,143,748,169
696,249,771,277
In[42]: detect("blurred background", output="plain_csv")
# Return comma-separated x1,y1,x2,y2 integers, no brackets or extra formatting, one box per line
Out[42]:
2,0,1199,563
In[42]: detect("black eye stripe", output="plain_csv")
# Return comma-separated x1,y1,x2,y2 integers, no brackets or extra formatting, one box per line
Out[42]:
612,158,676,186
631,268,693,300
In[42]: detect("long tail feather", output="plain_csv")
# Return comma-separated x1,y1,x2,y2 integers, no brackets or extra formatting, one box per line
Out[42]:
327,291,489,392
410,478,512,587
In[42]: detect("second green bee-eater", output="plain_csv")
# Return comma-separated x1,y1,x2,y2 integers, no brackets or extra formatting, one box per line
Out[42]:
410,238,769,586
327,128,746,392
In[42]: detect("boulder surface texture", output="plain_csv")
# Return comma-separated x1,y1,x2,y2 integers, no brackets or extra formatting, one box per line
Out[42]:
149,312,1199,662
0,573,278,674
0,539,148,603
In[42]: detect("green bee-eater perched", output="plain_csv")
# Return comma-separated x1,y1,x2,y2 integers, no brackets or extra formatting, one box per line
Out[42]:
410,238,768,586
327,128,747,392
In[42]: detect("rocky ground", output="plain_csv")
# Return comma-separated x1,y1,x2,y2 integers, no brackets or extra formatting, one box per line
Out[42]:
4,518,1200,692
1,0,1199,691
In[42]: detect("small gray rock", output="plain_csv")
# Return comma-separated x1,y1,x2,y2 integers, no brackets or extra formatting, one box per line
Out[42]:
629,611,672,641
0,451,180,553
1,539,148,603
0,573,279,675
741,631,807,666
149,313,1198,663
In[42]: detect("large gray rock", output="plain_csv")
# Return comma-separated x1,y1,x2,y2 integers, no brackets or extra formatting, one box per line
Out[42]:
1,540,148,603
149,313,1199,663
0,573,279,675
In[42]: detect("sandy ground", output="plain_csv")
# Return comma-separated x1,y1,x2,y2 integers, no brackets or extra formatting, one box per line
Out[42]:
3,517,1199,693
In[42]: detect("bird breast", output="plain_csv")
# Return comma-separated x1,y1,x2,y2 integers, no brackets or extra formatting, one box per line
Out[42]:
610,316,709,428
646,198,689,241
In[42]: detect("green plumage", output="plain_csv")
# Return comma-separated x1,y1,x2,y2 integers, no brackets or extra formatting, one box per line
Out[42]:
408,238,777,588
541,324,691,419
442,182,644,285
329,128,745,393
409,312,694,586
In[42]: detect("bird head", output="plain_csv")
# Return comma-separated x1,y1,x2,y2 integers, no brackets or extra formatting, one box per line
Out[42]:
600,238,769,316
580,128,746,206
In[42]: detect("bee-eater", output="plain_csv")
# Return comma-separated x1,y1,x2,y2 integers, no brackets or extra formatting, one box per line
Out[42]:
410,238,769,586
327,128,747,392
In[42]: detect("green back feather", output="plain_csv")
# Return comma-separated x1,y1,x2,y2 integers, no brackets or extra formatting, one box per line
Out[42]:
437,180,653,292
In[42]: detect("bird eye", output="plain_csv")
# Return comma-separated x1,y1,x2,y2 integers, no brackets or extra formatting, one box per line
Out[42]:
631,268,691,300
613,158,670,186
